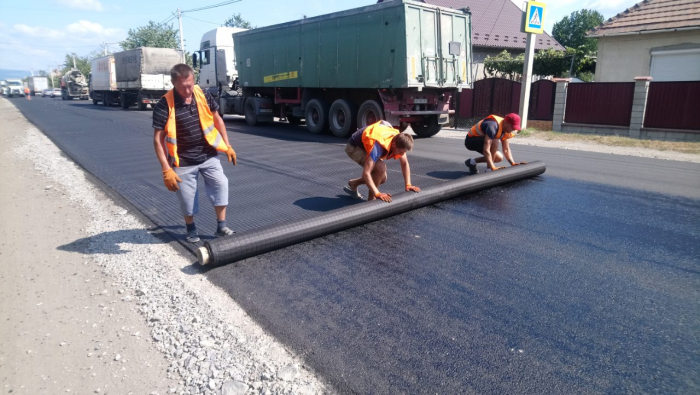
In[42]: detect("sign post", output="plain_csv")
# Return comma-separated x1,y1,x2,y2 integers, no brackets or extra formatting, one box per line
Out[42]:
519,1,546,129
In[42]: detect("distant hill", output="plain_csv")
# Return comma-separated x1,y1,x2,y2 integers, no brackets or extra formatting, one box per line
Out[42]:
0,69,31,80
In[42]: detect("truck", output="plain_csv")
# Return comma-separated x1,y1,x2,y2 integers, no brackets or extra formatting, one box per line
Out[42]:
114,47,184,110
89,55,120,106
195,27,247,98
61,69,90,100
27,76,49,96
5,79,25,97
194,0,472,138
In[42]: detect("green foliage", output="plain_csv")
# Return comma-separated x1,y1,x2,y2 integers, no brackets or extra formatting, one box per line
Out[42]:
120,21,179,50
484,48,596,80
552,9,605,53
224,13,253,29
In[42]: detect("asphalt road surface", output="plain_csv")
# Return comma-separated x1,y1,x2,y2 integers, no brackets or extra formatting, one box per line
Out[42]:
11,96,700,394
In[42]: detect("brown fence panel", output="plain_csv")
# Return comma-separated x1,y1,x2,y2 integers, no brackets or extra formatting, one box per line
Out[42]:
644,81,700,130
565,82,634,126
471,78,520,119
458,88,473,118
529,79,555,120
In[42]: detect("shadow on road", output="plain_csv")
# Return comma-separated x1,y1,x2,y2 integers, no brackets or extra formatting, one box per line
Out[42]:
293,195,363,212
426,170,471,180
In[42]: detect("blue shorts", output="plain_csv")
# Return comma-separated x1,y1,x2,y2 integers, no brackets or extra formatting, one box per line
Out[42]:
173,157,229,217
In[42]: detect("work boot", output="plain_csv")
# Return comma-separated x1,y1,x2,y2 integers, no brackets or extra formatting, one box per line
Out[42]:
215,227,235,237
465,159,479,174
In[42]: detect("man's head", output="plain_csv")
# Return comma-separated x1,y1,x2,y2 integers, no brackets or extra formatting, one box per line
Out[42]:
170,63,195,99
390,133,414,157
503,113,522,135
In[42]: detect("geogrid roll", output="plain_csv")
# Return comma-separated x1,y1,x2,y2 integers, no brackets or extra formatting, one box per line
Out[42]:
198,161,546,265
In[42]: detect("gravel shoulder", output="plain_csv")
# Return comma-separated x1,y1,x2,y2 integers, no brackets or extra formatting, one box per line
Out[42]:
435,128,700,163
0,97,329,395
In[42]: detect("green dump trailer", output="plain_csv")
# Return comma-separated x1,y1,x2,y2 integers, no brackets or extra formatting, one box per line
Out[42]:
211,0,472,137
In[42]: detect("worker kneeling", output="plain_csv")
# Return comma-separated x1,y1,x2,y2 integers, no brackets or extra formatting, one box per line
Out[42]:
344,120,420,203
464,113,526,174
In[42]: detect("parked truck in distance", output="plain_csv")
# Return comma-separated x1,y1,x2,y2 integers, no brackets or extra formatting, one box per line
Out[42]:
114,47,184,110
61,69,89,100
194,0,472,138
5,79,25,97
89,55,120,106
27,76,49,96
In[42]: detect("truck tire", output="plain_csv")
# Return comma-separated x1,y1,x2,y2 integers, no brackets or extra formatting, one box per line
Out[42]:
102,93,110,107
305,98,329,134
137,93,148,111
244,99,258,126
92,96,98,105
120,93,129,109
411,115,442,138
357,100,384,129
329,99,357,138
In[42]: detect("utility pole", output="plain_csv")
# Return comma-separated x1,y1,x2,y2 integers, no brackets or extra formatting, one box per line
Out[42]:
72,55,77,69
177,8,185,52
103,42,107,56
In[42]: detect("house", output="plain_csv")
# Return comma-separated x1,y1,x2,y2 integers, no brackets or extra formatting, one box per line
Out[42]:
380,0,564,80
588,0,700,82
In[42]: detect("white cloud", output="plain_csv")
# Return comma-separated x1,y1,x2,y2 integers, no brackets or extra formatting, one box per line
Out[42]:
13,24,66,39
66,20,120,37
56,0,103,12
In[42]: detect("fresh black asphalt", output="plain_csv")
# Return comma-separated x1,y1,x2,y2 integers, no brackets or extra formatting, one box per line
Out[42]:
10,97,700,394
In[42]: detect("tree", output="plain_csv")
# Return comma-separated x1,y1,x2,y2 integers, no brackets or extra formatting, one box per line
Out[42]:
120,21,179,50
552,9,605,53
483,48,596,80
224,13,253,29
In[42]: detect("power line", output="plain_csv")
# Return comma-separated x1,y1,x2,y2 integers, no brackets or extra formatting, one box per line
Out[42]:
183,15,222,26
182,0,242,13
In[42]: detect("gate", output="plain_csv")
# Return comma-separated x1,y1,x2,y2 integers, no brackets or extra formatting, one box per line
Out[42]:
529,79,555,120
644,81,700,130
565,82,634,126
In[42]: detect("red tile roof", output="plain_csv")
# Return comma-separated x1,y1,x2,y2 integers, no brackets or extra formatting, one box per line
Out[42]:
588,0,700,36
419,0,564,50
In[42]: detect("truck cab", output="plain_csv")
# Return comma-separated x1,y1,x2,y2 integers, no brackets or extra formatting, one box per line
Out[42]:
194,27,247,97
5,79,24,97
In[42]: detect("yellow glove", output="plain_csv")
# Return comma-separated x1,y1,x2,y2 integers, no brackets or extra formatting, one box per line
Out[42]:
163,168,181,192
226,145,237,166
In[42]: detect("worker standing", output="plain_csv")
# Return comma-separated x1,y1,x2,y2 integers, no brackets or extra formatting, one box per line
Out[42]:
24,87,31,100
464,113,526,174
344,120,420,203
152,64,237,243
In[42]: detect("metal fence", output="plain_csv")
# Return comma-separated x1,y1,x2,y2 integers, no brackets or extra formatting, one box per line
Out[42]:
644,81,700,130
564,82,635,126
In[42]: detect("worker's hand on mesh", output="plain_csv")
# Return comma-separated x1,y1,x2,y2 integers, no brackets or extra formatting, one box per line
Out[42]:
490,166,506,171
376,192,392,203
511,161,527,166
163,168,181,192
226,145,237,165
405,184,420,193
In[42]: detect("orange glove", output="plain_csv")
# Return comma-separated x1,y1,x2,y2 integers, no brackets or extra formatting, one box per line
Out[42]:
376,192,392,203
163,168,181,191
510,161,527,166
490,166,506,171
226,145,237,165
405,184,420,193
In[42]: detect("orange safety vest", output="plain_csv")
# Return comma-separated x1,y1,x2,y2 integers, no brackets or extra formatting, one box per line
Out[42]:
361,121,403,160
163,85,228,167
467,114,512,141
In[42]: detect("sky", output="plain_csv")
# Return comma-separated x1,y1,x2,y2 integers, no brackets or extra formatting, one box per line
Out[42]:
0,0,635,73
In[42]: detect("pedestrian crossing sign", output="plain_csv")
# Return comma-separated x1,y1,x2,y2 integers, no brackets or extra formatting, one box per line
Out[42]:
523,1,546,34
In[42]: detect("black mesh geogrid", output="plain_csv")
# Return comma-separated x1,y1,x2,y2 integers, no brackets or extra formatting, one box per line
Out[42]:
15,99,480,254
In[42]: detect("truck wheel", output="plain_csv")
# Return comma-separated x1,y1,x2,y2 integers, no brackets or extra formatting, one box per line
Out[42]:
102,93,110,107
137,94,148,111
305,98,329,134
329,99,357,138
92,96,98,105
357,100,384,129
244,99,258,126
286,115,303,125
411,115,442,138
120,93,129,109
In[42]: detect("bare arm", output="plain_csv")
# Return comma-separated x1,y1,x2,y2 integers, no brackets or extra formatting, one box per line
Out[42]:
399,155,420,192
153,129,171,171
502,139,526,166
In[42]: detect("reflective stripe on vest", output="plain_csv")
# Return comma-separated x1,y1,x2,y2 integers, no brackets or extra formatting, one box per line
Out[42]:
361,121,402,160
163,85,228,167
467,114,507,140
